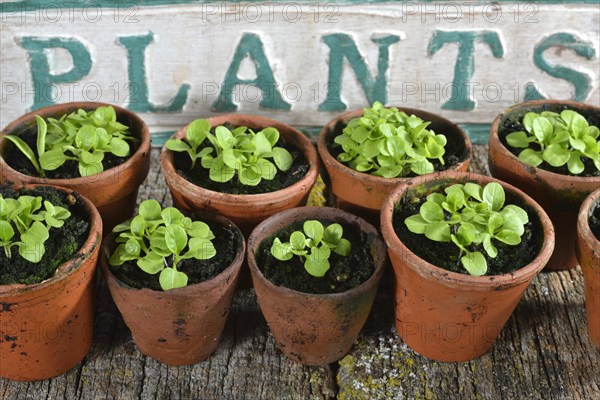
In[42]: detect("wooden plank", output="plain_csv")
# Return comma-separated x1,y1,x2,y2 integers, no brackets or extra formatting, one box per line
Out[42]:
1,2,599,144
1,145,598,399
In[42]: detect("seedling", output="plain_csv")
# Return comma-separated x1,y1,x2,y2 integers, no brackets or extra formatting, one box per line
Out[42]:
506,109,600,175
5,106,137,177
166,119,293,186
404,182,528,276
0,194,71,263
270,220,351,277
333,101,448,177
109,200,217,291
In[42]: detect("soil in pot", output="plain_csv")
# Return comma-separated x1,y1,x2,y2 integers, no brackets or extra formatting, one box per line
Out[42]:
108,220,243,290
3,110,140,180
326,118,466,177
0,184,90,285
498,103,600,177
173,124,309,195
392,185,544,276
255,219,375,294
589,202,600,241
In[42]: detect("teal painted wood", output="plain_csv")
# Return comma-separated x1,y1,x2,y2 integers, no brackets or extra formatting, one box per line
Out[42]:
2,0,599,12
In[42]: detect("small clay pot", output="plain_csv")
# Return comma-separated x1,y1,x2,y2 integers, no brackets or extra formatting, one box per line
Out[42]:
0,102,151,233
247,207,387,366
161,114,319,235
381,171,555,362
0,184,102,381
100,213,245,366
489,100,600,271
576,187,600,348
317,107,472,222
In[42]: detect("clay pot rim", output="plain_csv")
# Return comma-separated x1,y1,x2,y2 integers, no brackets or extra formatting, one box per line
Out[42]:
317,106,473,186
577,187,600,248
0,183,102,296
160,114,320,201
0,101,151,185
490,99,600,184
100,211,246,295
381,171,555,290
247,206,388,300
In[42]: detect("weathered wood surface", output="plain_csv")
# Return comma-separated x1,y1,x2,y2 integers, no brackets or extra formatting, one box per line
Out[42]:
1,145,599,400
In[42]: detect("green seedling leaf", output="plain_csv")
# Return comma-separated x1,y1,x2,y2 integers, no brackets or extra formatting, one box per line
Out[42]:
304,220,324,243
165,224,187,255
461,251,487,276
139,199,162,221
482,182,505,211
159,267,188,291
305,246,331,277
424,221,451,242
271,238,294,261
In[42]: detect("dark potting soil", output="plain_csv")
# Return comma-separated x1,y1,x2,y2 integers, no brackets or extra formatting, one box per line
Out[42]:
109,220,243,291
173,124,310,194
3,120,138,179
326,119,467,176
499,103,600,177
589,202,600,242
256,220,375,294
0,184,90,285
392,187,544,276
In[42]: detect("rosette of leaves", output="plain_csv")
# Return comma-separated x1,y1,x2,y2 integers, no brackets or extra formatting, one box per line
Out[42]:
109,200,217,291
404,182,528,276
166,119,293,186
0,194,71,263
5,106,137,177
333,101,447,177
270,220,351,277
506,109,600,175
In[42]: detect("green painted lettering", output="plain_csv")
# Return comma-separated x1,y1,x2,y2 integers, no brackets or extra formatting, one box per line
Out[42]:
19,37,92,109
525,32,596,101
428,31,504,111
319,34,400,112
213,33,290,112
118,32,190,112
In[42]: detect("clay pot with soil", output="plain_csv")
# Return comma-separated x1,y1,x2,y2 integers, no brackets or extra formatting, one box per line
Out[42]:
489,100,600,270
317,102,472,222
576,187,600,348
380,171,554,362
161,115,319,235
0,183,102,381
0,102,151,233
100,200,245,365
247,206,387,365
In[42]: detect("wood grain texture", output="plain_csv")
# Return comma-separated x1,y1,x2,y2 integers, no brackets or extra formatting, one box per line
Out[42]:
1,145,599,399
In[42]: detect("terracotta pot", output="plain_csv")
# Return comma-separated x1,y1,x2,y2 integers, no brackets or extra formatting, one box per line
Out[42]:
0,184,102,381
489,100,600,271
161,114,319,235
317,107,472,222
100,212,245,366
381,171,555,362
0,102,151,233
247,206,387,365
576,188,600,348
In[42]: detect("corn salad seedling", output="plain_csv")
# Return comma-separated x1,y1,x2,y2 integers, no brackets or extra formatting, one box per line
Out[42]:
270,220,351,277
404,182,528,276
109,200,217,291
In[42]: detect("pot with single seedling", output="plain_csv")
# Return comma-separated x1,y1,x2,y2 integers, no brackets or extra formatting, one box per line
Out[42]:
161,115,319,235
317,102,472,223
246,206,387,365
0,183,102,381
489,100,600,270
380,171,554,362
100,200,245,365
576,187,600,348
0,102,151,232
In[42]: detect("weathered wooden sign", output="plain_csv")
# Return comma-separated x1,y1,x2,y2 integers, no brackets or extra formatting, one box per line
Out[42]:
1,1,599,144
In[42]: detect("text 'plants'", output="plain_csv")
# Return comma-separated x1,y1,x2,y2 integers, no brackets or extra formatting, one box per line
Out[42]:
404,182,528,276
